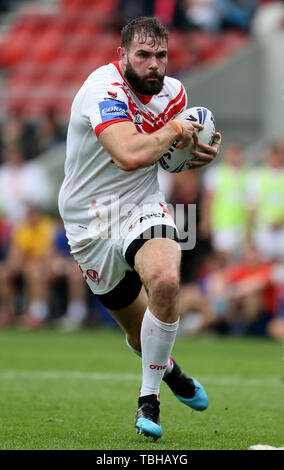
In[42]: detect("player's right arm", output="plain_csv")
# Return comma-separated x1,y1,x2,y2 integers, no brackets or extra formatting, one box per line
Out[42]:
81,78,202,171
98,119,200,171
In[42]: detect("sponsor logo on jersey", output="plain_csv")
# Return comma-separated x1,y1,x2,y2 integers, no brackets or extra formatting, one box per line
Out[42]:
139,213,166,222
99,99,128,122
133,110,143,125
129,212,166,230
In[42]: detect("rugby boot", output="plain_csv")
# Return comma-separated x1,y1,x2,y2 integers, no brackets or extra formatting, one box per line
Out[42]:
163,356,208,411
135,394,163,442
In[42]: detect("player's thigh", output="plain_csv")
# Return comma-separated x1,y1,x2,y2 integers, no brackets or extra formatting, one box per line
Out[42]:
134,238,181,292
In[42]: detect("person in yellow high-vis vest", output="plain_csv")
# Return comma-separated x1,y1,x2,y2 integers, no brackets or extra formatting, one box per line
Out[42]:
200,142,250,261
247,140,284,261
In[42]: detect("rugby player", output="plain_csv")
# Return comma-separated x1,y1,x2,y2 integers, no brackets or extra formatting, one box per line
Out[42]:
58,16,221,441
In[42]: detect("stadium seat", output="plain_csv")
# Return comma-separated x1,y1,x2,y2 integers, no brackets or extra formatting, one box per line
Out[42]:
60,0,92,13
45,57,77,85
12,12,52,36
31,31,63,64
53,13,79,35
7,61,47,86
0,30,33,66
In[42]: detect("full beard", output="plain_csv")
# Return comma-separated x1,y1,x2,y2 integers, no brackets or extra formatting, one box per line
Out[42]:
124,60,165,96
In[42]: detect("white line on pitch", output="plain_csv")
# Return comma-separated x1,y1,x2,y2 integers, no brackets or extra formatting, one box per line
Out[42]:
0,370,283,387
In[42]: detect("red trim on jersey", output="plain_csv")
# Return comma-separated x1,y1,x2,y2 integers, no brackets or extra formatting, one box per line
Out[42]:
164,91,186,122
156,84,185,121
110,74,187,134
112,61,153,105
95,118,131,137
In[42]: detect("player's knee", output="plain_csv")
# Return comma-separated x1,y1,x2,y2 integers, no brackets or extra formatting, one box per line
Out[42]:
148,271,179,306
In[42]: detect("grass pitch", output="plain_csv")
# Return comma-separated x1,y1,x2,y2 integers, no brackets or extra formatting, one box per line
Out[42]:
0,327,283,450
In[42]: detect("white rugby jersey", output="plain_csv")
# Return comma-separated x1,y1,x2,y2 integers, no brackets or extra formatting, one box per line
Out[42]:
58,61,187,247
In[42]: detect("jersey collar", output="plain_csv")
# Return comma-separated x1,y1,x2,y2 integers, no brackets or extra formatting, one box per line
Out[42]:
112,61,153,105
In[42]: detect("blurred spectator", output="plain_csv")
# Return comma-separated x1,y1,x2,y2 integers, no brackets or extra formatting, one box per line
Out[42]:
153,0,181,28
178,281,215,334
50,220,88,332
0,111,38,162
247,139,284,261
0,0,18,13
183,0,222,33
0,208,12,261
0,142,52,224
0,206,55,328
219,0,257,32
111,0,155,30
266,262,284,341
200,142,250,262
251,0,284,37
164,169,212,283
219,244,274,335
179,249,227,334
118,0,155,20
36,108,66,155
115,0,182,29
196,245,275,336
267,315,284,341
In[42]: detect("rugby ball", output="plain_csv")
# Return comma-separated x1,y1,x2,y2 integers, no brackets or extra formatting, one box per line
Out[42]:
159,106,216,173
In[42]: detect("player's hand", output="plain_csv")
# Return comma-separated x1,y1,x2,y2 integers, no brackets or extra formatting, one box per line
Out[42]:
175,119,203,150
187,132,222,168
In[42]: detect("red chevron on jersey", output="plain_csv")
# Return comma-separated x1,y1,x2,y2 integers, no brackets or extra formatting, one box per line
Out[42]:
156,85,186,122
111,80,186,134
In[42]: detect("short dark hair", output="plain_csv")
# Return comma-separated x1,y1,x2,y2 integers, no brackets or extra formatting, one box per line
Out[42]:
121,16,169,50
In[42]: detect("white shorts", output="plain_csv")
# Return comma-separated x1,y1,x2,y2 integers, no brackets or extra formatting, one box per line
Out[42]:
71,199,178,295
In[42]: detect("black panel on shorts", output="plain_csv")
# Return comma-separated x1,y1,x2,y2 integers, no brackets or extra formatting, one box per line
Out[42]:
125,224,180,268
96,224,179,311
96,270,142,310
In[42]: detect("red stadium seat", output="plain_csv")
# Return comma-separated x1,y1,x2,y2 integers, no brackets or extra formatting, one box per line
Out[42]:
7,61,47,86
93,31,121,57
53,13,79,35
31,31,63,64
61,0,90,12
13,82,63,119
44,57,79,88
12,12,53,36
0,30,33,66
60,0,118,19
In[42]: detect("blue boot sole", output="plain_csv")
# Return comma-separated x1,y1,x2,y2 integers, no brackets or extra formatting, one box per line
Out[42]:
136,417,163,441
